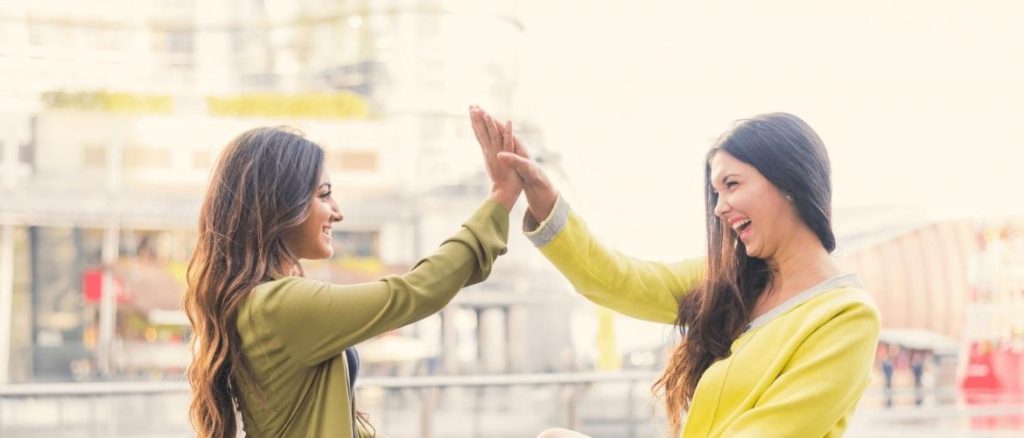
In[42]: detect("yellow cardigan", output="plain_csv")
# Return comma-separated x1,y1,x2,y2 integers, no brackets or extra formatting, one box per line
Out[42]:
525,196,880,438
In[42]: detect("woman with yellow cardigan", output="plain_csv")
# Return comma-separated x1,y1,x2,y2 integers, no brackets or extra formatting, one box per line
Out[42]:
474,110,880,437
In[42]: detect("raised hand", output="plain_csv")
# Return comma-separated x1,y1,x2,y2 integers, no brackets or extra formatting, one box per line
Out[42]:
469,105,522,212
492,116,558,223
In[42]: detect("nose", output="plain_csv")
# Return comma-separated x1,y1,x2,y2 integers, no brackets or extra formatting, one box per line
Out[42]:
713,193,730,218
329,198,344,223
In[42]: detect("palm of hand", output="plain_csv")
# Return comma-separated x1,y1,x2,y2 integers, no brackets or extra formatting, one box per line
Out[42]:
470,106,523,195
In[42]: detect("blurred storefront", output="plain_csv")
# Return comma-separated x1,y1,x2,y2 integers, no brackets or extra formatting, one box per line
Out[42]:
0,1,589,384
837,213,1023,406
960,222,1024,407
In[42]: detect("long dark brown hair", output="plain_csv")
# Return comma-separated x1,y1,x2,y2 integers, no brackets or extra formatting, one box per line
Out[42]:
652,113,835,433
184,127,324,437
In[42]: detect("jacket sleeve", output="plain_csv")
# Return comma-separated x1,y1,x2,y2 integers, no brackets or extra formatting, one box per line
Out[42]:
259,200,509,366
720,301,881,437
525,195,703,324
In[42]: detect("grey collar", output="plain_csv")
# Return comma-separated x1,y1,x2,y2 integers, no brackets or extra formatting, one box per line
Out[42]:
744,273,862,332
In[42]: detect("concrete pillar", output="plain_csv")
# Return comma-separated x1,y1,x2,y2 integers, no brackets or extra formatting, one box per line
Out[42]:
105,135,123,194
0,224,14,383
440,307,459,374
97,222,119,376
3,132,18,190
478,307,507,373
0,125,18,382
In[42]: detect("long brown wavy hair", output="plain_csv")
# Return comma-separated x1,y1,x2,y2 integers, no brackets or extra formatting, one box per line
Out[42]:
652,113,835,434
184,127,324,437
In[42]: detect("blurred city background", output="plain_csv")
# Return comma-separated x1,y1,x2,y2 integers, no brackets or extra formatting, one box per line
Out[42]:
0,0,1021,437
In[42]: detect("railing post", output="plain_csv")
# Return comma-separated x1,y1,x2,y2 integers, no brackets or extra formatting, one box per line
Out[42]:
567,384,581,431
472,386,483,438
627,380,636,438
56,396,64,435
0,223,14,385
91,394,99,438
418,387,436,438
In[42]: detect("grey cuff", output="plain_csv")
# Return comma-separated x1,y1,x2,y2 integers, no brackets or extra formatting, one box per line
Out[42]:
523,194,570,247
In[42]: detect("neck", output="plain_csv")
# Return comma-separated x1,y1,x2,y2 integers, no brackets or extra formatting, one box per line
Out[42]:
278,259,301,278
764,229,841,299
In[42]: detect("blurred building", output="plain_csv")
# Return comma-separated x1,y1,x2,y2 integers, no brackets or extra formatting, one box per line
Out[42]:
835,208,1024,397
0,0,583,384
836,210,975,340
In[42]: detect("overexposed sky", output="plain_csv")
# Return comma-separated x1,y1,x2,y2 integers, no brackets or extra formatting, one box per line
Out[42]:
518,0,1024,259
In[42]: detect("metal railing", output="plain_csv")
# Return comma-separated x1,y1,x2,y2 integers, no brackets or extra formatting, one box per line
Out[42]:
0,371,662,438
2,373,999,438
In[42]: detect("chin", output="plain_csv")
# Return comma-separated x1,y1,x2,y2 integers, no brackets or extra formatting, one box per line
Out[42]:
303,250,333,260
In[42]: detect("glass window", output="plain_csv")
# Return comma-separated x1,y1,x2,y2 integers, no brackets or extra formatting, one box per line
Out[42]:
122,147,170,170
339,150,379,172
332,230,379,258
82,144,106,169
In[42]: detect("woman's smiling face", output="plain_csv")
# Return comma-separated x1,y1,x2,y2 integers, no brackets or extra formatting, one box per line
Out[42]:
283,173,343,260
709,151,803,260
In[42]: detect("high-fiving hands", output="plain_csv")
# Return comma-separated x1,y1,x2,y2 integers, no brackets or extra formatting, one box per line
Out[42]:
470,105,522,212
469,106,558,223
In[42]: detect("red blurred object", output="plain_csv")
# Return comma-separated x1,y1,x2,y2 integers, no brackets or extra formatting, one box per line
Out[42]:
82,268,130,303
961,341,1003,392
961,341,1024,430
991,344,1023,393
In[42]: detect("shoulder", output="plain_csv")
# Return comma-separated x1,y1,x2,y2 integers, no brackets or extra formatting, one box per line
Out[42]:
821,286,879,315
245,276,329,315
805,286,881,332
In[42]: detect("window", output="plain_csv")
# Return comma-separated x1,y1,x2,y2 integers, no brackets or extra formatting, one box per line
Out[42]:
122,147,170,170
192,150,210,170
83,145,106,169
19,140,34,166
164,30,193,53
333,150,379,172
332,230,379,258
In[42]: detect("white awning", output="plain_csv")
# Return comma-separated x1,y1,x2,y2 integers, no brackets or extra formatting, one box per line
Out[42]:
879,328,960,354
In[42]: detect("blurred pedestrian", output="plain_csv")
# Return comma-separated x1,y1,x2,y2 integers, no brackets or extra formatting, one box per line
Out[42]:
881,343,898,407
911,348,927,405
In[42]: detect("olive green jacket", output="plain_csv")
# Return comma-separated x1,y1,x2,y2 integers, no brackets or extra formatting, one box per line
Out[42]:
235,200,509,437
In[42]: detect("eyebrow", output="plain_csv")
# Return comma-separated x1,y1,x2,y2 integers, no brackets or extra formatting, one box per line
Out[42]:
720,173,740,183
710,173,740,188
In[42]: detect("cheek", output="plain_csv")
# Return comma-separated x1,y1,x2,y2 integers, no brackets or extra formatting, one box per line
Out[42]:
731,190,758,216
764,196,800,234
317,200,333,218
308,202,327,220
739,188,787,233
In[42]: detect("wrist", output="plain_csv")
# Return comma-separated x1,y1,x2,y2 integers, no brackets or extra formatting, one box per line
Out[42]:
488,189,519,213
523,184,556,221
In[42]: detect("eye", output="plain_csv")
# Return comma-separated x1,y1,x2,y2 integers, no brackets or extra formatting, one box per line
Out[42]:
725,181,738,189
319,190,332,199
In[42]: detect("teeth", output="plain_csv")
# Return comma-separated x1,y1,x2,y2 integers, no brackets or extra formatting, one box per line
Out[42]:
732,219,751,232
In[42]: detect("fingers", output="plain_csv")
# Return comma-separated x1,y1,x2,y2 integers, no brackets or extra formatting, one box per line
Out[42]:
497,151,537,183
512,135,532,160
469,106,490,150
488,112,528,160
469,105,525,168
483,112,502,151
503,120,514,153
